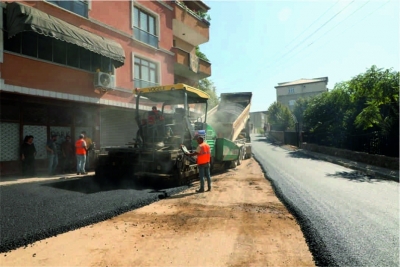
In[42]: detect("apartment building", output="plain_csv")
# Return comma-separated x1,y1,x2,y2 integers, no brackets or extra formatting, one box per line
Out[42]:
275,77,328,111
172,0,211,87
0,0,211,175
249,111,267,133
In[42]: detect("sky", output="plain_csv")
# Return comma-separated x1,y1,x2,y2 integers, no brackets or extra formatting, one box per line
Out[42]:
200,0,399,112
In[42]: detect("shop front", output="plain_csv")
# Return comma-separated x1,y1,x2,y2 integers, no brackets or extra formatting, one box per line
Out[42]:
0,92,99,175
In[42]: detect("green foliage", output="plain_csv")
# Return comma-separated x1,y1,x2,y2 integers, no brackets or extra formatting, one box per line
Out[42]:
178,1,211,22
196,10,211,22
347,65,399,134
292,97,311,124
267,102,295,131
198,78,219,109
195,46,209,61
301,65,399,149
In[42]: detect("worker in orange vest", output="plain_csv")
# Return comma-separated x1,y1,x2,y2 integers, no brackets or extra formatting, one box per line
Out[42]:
184,135,212,193
75,134,87,175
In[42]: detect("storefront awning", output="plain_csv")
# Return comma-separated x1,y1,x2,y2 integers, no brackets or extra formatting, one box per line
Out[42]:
6,2,126,68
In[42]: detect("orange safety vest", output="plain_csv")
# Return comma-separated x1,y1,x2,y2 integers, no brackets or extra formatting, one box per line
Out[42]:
75,139,86,155
197,142,211,165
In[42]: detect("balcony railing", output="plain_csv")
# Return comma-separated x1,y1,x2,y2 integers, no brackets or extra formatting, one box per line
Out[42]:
174,0,210,26
172,47,211,81
134,79,159,89
133,27,159,48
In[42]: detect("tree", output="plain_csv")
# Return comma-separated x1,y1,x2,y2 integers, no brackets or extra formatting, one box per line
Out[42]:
198,78,219,109
347,65,399,135
292,97,311,126
302,86,355,147
300,65,399,155
267,102,295,131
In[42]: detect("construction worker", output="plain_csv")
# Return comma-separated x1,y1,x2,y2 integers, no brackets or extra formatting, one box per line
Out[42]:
75,134,87,175
81,131,93,170
184,136,211,193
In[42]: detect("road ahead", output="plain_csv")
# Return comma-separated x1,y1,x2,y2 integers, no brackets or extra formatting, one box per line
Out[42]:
251,134,399,267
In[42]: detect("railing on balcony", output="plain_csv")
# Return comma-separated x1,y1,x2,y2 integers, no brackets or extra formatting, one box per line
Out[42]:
173,47,211,77
134,79,159,89
174,0,211,26
133,27,159,48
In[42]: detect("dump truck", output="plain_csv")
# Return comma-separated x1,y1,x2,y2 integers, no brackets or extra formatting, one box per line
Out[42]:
195,92,253,170
94,84,252,186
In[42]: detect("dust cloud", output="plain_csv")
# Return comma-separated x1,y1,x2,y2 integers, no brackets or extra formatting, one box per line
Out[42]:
207,99,248,140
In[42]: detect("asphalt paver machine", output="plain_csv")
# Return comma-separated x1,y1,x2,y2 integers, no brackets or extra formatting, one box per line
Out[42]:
94,83,211,186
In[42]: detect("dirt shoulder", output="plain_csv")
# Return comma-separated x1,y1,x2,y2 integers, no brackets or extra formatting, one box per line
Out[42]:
1,158,315,267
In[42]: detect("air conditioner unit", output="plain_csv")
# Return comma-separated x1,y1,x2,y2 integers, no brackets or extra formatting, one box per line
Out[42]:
94,71,115,90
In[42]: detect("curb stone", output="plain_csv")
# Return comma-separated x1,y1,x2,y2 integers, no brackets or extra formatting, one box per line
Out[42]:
297,149,399,182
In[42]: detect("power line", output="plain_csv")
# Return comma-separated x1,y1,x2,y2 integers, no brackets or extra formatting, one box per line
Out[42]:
284,0,340,49
266,0,340,63
213,1,386,101
266,0,356,69
270,1,372,73
307,0,371,47
267,0,392,78
265,0,340,63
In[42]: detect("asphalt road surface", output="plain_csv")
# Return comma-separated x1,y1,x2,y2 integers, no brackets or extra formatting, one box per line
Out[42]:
251,134,399,267
0,176,188,253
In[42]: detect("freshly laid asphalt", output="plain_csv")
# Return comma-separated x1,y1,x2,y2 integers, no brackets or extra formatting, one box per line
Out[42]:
1,135,399,267
251,134,399,267
0,176,188,253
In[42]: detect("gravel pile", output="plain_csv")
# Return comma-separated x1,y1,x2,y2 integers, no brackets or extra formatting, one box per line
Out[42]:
0,176,189,253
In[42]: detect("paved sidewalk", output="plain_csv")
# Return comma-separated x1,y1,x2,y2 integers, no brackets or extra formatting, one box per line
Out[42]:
296,148,399,182
0,171,95,186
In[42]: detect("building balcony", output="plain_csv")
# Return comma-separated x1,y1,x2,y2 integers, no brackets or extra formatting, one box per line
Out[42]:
173,47,211,81
173,1,210,46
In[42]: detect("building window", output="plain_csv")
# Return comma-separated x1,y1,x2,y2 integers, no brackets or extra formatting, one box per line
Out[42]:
288,87,295,94
134,56,159,88
133,6,158,48
4,30,114,74
289,100,296,106
47,0,89,18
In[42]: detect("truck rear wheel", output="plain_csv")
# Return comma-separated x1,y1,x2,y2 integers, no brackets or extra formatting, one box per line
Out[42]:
225,161,236,169
236,147,245,166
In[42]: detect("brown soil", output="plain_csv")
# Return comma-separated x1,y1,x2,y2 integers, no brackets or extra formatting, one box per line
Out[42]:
0,158,315,267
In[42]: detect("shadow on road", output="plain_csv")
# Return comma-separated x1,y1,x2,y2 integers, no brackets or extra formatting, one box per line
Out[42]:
42,176,177,194
252,137,281,146
325,170,378,183
286,151,320,161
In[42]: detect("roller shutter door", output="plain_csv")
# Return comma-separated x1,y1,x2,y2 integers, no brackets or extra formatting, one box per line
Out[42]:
100,108,138,147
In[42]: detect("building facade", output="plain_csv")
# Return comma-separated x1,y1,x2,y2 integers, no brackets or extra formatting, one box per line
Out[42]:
172,0,211,87
249,111,267,133
275,77,328,111
0,0,211,175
